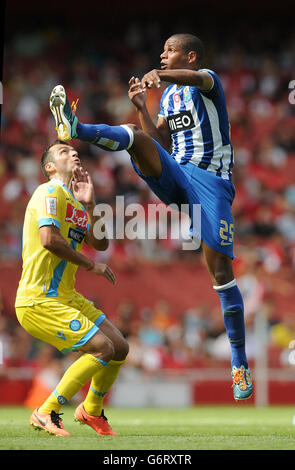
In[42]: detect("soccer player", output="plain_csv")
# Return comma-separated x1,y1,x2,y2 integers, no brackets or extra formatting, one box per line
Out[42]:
15,141,129,436
49,33,252,400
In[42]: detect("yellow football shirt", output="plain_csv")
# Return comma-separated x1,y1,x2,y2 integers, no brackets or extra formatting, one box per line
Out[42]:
15,178,89,307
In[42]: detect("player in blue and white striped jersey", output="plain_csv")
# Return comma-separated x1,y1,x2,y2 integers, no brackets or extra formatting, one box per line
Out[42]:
49,33,252,400
158,70,234,179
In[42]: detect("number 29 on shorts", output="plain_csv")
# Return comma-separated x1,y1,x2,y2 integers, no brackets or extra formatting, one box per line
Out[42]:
219,219,234,246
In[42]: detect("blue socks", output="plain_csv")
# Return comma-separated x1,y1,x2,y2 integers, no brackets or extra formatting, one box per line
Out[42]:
214,279,248,369
76,122,134,151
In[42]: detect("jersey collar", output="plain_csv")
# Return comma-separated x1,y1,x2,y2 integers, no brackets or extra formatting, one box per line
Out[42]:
51,178,76,201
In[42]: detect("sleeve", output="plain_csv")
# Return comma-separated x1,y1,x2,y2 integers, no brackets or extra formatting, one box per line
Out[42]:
158,95,166,120
34,183,65,230
157,86,171,120
199,69,222,100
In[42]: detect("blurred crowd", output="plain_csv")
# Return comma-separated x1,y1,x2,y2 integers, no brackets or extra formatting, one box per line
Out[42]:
1,14,295,386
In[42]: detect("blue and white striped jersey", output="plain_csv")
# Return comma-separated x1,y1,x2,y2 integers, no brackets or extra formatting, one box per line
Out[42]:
158,69,234,180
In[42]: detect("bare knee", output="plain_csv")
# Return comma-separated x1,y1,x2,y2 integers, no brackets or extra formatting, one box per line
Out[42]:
202,243,234,286
212,260,234,286
115,338,129,361
213,269,233,286
100,321,129,361
211,257,234,286
95,336,115,363
124,124,162,178
79,332,115,363
126,123,140,134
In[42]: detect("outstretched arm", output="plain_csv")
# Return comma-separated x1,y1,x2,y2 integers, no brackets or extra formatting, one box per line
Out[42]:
128,77,171,151
141,69,214,91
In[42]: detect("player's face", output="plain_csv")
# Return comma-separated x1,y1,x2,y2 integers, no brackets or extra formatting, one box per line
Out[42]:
51,144,81,175
160,37,189,70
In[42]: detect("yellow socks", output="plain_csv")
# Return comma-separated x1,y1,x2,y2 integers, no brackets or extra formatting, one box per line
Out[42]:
38,355,125,417
39,353,107,414
83,359,126,416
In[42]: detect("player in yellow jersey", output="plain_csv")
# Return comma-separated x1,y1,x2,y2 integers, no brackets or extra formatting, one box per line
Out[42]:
15,139,129,436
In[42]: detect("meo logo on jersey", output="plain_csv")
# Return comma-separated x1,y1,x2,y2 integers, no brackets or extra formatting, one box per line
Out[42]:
167,110,195,134
65,203,88,230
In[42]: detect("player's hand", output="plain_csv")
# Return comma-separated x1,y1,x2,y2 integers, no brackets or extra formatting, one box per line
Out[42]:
128,76,147,110
90,262,116,285
72,166,95,208
141,69,161,90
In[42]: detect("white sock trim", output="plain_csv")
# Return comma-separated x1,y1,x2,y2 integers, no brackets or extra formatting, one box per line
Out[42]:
213,278,237,291
120,124,134,150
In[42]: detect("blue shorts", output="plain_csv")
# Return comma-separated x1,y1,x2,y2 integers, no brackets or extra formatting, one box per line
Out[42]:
131,140,236,258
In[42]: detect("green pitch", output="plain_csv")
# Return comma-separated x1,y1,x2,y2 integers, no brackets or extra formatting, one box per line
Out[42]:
0,405,295,450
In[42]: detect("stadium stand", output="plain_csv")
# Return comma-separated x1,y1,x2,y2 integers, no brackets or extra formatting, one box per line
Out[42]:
1,3,295,405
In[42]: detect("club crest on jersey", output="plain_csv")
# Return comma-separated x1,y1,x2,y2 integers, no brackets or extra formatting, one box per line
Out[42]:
65,203,88,230
183,87,192,102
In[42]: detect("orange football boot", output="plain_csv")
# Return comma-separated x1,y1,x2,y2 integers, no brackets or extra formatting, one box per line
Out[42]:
30,409,71,436
74,403,118,436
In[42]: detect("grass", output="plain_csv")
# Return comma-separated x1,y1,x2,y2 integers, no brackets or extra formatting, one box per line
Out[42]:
0,405,295,451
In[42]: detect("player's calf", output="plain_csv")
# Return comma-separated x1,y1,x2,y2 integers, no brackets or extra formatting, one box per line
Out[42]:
125,124,162,178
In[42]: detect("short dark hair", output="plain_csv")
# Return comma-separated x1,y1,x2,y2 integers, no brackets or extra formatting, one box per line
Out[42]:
41,139,69,179
170,33,204,66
